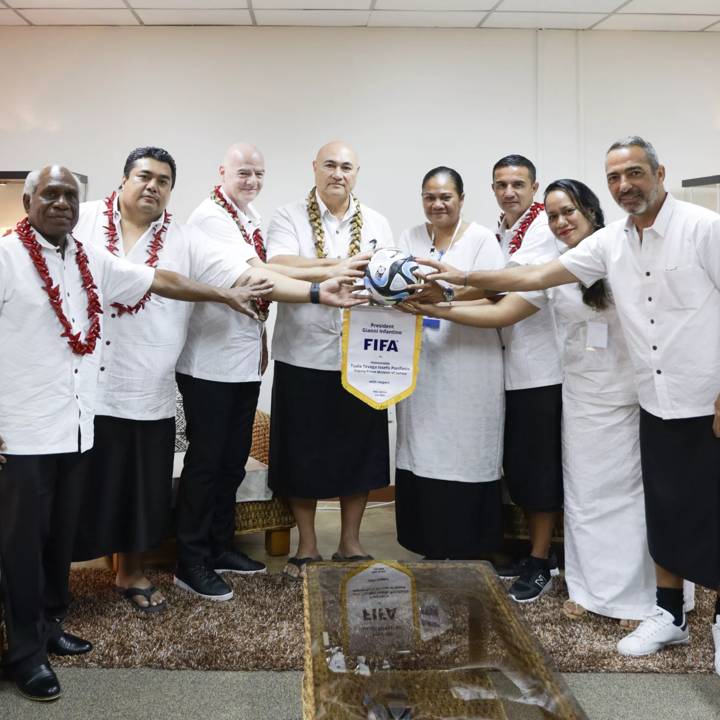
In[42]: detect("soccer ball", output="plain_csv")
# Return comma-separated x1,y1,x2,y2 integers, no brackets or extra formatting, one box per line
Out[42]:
363,248,420,306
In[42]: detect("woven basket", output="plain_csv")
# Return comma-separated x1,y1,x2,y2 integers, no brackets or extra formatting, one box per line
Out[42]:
302,561,587,720
302,562,586,720
237,408,295,534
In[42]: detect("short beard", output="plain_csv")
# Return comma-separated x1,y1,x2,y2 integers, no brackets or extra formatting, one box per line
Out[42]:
622,185,659,217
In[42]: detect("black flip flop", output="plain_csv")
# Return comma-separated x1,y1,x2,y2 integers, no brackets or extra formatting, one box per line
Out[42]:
331,553,374,562
283,556,322,579
116,584,167,613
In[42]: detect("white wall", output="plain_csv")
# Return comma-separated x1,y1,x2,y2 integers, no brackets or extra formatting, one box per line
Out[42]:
1,26,719,411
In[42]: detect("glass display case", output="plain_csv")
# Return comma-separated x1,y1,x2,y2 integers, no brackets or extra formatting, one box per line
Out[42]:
0,171,88,235
682,175,720,213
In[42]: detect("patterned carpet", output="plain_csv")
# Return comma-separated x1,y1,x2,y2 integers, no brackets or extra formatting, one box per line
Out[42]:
7,568,714,674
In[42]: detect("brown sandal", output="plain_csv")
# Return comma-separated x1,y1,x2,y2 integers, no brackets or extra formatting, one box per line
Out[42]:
562,600,587,620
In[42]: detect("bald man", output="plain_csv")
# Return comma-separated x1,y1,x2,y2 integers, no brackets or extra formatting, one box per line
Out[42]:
266,141,394,577
178,143,372,597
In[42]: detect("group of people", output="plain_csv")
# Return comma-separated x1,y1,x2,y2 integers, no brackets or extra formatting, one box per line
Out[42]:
0,135,718,702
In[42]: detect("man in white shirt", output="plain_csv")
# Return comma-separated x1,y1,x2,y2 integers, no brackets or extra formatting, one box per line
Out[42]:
423,136,720,672
177,143,370,599
0,165,281,702
491,155,563,604
267,141,394,577
73,147,364,606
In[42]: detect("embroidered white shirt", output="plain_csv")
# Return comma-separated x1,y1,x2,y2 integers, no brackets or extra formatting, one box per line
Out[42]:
0,228,153,455
73,199,251,421
177,191,263,383
267,192,393,371
559,194,720,419
497,209,562,390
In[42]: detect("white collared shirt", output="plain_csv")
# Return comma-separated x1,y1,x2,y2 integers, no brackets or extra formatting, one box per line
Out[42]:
497,209,562,390
177,191,262,383
0,228,153,455
73,199,252,420
560,194,720,419
267,192,393,371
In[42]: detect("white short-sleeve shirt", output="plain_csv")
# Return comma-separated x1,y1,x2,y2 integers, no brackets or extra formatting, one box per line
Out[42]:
0,227,153,454
497,209,562,390
559,194,720,419
177,192,263,383
267,193,394,371
73,198,252,420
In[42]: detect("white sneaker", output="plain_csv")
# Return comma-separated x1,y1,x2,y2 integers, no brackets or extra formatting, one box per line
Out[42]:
712,616,720,675
617,606,689,657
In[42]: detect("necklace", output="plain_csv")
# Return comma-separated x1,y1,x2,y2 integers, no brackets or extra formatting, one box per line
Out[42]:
211,186,266,262
17,217,102,356
497,202,544,256
306,187,363,259
103,192,170,316
210,186,269,322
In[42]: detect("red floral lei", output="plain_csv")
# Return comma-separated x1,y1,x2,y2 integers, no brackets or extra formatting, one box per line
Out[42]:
17,217,102,356
497,202,545,256
210,185,270,322
103,192,170,316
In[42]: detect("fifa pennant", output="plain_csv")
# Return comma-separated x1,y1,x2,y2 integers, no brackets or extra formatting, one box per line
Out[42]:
341,305,422,410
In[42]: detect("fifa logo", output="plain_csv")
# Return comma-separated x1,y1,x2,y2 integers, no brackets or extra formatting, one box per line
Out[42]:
374,265,386,278
364,338,399,352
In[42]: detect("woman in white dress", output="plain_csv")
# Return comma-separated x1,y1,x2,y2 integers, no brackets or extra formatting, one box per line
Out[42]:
394,166,506,559
409,179,656,621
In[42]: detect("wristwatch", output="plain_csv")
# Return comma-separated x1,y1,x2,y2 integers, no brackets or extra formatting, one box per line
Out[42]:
310,282,321,304
441,283,455,303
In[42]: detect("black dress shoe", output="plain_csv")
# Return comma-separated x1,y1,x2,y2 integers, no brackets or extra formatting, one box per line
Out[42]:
14,663,61,702
48,631,93,656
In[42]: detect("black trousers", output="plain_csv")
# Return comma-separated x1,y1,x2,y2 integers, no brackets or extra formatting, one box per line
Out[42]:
175,373,260,567
0,451,88,674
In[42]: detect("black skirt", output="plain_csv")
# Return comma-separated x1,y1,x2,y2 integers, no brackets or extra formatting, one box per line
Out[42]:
639,408,720,589
73,415,175,561
268,361,390,499
503,384,563,512
395,469,503,558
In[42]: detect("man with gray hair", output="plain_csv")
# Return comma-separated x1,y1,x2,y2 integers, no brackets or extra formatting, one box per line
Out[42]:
0,164,362,701
0,164,279,701
422,136,720,673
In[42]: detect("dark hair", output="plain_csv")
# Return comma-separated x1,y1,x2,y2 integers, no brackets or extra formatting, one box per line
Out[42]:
123,146,177,188
421,166,464,196
493,154,536,183
544,178,609,311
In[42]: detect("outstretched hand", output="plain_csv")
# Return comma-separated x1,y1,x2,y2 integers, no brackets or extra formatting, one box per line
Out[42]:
327,252,372,280
226,275,275,319
319,277,369,308
413,257,466,286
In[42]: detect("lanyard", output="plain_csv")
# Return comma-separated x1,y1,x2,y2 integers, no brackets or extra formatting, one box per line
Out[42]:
429,218,463,260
